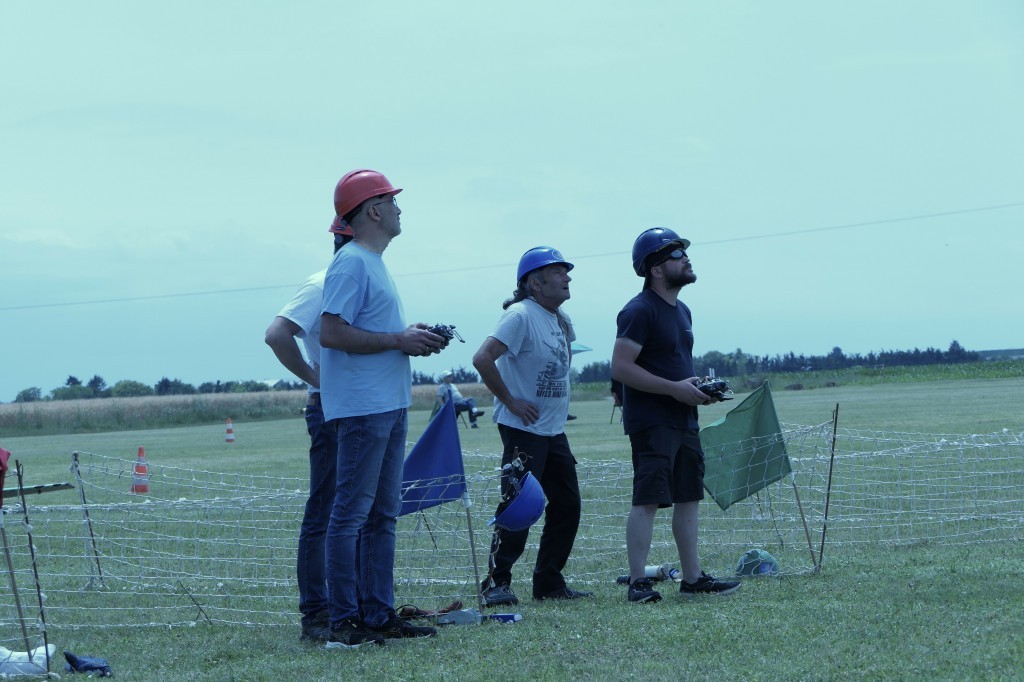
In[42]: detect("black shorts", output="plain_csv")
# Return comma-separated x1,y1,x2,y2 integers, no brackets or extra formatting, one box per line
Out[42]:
629,426,705,507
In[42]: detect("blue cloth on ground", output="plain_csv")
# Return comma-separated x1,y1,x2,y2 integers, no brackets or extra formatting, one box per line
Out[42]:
64,650,113,677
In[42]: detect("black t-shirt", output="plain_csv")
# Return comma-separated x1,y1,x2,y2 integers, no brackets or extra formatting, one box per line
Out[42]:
615,288,699,434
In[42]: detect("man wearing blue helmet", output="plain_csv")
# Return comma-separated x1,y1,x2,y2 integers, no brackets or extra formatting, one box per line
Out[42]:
612,228,741,604
472,246,592,606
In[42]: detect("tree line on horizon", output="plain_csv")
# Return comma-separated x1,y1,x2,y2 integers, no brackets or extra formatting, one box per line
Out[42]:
9,340,981,403
574,340,981,382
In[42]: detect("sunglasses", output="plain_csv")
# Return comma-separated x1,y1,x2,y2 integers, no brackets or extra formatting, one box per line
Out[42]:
654,248,687,266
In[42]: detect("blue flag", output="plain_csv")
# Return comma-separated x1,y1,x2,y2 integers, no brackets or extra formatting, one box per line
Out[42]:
400,397,467,516
700,382,791,511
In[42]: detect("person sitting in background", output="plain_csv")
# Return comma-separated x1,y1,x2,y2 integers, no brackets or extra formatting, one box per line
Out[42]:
437,370,485,428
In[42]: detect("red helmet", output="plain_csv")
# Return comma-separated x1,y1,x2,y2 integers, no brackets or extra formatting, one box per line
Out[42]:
333,169,402,219
328,214,354,236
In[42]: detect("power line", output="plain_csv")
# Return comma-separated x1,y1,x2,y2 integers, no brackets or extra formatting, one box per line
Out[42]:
3,201,1021,312
0,285,301,312
397,201,1024,274
697,201,1024,246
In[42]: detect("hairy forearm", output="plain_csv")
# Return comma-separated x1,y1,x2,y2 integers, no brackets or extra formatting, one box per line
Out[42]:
612,361,680,396
265,317,318,387
321,315,400,354
268,340,318,387
474,359,514,406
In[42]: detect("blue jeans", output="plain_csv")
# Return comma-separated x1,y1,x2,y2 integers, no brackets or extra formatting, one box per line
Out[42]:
326,408,408,628
297,401,338,625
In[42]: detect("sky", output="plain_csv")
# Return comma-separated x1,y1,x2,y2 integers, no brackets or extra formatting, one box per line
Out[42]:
2,1,1022,402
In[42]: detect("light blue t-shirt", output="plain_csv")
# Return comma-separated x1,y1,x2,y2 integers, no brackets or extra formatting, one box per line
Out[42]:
320,242,411,419
490,298,575,437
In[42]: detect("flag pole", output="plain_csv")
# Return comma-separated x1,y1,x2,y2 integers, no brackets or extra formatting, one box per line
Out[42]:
817,404,840,571
16,461,51,672
461,491,486,612
789,471,818,571
1,498,34,661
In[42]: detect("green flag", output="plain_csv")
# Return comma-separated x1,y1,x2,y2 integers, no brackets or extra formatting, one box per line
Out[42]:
700,382,791,511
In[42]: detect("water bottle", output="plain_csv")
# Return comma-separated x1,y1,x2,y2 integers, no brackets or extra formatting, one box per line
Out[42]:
436,608,483,625
645,564,681,581
486,613,523,623
616,564,681,583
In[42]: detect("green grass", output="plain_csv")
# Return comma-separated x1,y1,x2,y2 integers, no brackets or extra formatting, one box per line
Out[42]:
3,378,1023,680
730,358,1024,392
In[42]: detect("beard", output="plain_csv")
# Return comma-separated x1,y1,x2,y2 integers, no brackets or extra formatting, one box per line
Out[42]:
664,267,697,288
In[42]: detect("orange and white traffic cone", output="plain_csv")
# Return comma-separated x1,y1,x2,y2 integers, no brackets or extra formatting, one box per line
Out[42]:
131,446,149,494
225,418,235,443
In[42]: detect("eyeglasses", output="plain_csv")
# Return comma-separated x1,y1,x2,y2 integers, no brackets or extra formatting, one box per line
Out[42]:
654,248,687,266
368,196,398,210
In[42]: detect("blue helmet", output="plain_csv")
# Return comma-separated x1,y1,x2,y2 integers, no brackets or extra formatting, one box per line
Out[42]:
735,548,780,576
516,246,574,283
631,227,691,276
488,471,544,531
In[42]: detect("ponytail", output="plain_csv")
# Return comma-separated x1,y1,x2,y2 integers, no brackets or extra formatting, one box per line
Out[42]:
502,280,531,310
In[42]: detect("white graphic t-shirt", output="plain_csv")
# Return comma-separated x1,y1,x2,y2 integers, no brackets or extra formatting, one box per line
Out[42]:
490,298,574,437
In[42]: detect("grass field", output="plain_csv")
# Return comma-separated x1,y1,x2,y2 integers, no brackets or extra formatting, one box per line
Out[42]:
2,378,1023,680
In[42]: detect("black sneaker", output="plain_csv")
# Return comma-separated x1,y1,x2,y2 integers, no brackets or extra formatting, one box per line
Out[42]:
679,571,742,597
369,615,438,639
534,585,593,601
472,409,486,418
300,610,332,642
627,578,662,604
325,618,386,649
482,584,519,607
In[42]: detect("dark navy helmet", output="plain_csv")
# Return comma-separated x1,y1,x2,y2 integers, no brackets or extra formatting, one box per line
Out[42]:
631,227,691,276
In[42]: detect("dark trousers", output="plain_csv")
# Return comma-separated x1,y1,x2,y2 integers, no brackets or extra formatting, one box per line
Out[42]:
484,425,581,597
297,400,338,624
453,398,478,424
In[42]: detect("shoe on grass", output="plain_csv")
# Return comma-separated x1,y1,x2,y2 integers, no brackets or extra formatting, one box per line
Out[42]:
482,584,519,607
300,610,332,642
325,617,386,649
368,615,437,639
679,571,741,596
627,578,662,604
534,585,593,601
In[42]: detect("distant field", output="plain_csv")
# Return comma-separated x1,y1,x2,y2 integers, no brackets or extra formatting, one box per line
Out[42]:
1,360,1020,437
6,376,1023,487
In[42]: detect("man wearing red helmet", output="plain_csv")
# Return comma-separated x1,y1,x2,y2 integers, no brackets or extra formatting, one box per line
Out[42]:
472,246,592,607
264,220,354,643
319,169,447,648
612,228,741,604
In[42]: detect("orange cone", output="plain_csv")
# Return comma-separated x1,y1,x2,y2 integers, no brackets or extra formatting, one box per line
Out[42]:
131,446,149,494
225,418,235,443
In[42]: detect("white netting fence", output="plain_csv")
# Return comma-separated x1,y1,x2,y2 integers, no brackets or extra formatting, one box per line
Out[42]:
3,423,1023,643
